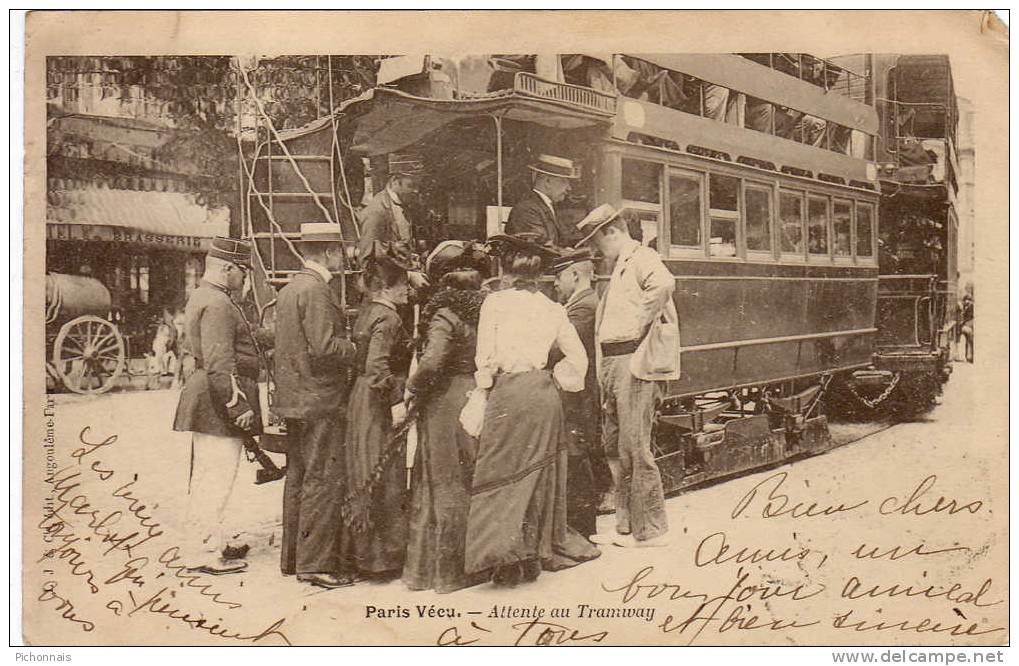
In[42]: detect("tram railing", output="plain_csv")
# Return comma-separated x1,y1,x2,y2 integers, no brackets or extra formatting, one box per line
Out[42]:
513,71,617,115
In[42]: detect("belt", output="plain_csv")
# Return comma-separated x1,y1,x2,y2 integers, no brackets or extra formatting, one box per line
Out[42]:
600,339,642,357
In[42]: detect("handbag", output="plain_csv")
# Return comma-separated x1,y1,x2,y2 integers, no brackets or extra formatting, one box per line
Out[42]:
459,387,488,438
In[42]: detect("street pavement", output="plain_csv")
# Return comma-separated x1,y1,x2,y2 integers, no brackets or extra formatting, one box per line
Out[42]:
37,361,1004,646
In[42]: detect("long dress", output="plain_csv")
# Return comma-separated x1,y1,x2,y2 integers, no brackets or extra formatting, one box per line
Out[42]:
345,299,412,575
402,289,487,593
464,287,601,583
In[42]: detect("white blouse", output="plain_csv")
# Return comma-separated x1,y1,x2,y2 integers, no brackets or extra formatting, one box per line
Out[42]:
474,288,588,393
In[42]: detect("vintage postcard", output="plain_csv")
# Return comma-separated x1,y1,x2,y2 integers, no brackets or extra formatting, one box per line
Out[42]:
20,10,1008,647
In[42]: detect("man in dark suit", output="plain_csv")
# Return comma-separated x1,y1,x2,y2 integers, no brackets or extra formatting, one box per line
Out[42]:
357,153,429,290
274,223,359,589
552,248,611,537
505,153,580,247
173,237,261,575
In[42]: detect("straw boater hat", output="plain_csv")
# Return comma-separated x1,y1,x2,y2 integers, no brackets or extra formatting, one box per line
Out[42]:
208,237,251,267
574,203,624,248
527,154,581,180
298,222,345,244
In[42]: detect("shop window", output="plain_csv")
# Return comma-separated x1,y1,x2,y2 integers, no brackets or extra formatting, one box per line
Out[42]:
668,171,702,248
856,203,875,258
779,190,805,255
832,199,853,257
622,159,661,204
709,174,739,258
744,185,773,253
807,196,829,256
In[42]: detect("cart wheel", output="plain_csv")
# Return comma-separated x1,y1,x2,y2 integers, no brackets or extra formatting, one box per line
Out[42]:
52,315,125,395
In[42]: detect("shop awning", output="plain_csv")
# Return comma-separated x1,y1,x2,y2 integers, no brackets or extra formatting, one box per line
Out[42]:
279,84,616,156
47,186,229,250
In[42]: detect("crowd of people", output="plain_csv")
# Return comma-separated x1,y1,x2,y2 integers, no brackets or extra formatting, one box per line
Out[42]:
171,152,681,592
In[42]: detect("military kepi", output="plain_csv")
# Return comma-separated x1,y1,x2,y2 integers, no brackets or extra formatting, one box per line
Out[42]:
208,236,251,266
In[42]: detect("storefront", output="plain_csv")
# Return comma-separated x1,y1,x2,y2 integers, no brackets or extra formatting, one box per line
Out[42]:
46,182,229,357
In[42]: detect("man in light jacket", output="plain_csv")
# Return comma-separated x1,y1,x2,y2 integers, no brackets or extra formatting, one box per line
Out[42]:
576,204,680,548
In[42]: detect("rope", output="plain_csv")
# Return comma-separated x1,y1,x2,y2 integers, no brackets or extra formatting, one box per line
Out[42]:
327,56,361,239
237,64,337,227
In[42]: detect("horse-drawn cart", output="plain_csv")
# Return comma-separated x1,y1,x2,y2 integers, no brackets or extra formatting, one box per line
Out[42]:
45,272,126,394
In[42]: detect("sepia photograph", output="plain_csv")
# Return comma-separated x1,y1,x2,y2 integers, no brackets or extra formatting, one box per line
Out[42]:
17,10,1008,650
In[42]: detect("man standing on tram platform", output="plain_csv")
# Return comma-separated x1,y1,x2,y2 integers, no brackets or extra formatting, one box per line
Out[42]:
505,153,580,247
273,223,360,590
357,153,429,291
552,247,612,538
576,204,680,549
172,237,262,575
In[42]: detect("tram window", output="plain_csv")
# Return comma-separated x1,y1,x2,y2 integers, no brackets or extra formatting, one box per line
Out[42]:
832,199,852,256
668,172,702,247
807,196,829,255
856,203,875,257
744,185,773,252
779,191,805,254
709,174,739,257
622,159,661,204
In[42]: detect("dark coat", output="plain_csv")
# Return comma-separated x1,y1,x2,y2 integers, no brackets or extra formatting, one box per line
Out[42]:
505,190,568,247
554,287,601,455
272,269,358,420
173,281,262,437
357,189,414,260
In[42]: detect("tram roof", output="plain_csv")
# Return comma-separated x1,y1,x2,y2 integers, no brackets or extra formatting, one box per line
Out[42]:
278,86,614,156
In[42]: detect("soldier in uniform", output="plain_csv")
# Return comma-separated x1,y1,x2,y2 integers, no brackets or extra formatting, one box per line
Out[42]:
172,237,261,575
273,223,359,589
552,247,611,538
505,154,580,247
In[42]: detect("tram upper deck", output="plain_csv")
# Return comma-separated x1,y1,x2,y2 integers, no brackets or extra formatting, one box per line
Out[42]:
244,53,882,400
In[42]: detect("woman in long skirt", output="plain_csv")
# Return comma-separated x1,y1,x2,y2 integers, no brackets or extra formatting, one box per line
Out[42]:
403,241,489,593
345,248,413,577
465,235,601,586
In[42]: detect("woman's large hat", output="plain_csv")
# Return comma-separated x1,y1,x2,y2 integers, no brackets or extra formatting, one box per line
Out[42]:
574,203,624,247
486,232,561,260
527,153,580,180
425,240,491,280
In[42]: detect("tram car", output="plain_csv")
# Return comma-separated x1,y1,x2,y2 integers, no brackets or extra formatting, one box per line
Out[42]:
238,53,889,494
831,54,959,413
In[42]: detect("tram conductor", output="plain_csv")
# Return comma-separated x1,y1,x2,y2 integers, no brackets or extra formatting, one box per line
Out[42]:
576,204,680,549
357,153,429,290
505,153,580,247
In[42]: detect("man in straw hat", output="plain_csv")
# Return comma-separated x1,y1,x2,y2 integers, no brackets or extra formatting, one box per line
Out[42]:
552,247,611,538
576,204,680,549
357,152,429,290
172,237,261,575
505,153,581,247
273,223,359,589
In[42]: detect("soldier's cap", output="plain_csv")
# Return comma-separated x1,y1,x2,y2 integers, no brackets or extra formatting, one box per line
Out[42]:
574,203,624,248
528,154,581,180
388,152,425,178
425,240,491,280
486,233,561,260
298,222,345,244
208,236,251,267
552,247,597,274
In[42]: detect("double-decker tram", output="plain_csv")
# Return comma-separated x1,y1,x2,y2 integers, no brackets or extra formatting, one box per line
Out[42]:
831,54,959,413
240,53,887,494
